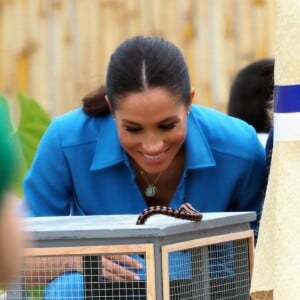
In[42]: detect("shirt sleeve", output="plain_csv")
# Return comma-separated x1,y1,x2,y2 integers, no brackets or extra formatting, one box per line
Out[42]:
22,119,73,216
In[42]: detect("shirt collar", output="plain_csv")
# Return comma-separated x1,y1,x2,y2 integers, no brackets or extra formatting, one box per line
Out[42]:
90,116,125,171
184,110,216,169
90,109,215,171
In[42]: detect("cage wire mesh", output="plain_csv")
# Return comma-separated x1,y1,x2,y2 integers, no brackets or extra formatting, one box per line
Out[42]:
162,236,252,300
7,251,149,300
5,234,252,300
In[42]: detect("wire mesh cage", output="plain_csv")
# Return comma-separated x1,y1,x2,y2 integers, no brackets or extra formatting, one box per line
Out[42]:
9,245,154,299
5,212,255,300
161,231,253,299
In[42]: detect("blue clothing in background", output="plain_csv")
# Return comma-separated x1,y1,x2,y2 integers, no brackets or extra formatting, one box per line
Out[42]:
44,271,83,299
266,126,274,175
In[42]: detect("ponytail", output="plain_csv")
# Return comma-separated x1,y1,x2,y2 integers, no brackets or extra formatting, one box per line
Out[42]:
82,86,111,117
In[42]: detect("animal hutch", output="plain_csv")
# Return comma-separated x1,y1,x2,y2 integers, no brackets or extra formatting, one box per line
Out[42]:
6,212,255,299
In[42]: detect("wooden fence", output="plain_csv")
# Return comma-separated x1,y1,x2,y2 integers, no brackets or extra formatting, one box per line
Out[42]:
0,0,275,116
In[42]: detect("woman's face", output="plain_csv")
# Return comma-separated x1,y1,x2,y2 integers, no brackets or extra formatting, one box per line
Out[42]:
113,88,192,175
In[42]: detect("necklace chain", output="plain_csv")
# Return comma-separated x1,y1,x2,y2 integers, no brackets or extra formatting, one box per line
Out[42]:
140,170,162,198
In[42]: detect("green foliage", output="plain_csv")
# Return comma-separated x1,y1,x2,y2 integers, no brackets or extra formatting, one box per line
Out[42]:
0,93,51,197
0,95,14,132
26,285,46,299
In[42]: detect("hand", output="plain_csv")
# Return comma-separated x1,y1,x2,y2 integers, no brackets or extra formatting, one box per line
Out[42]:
102,255,143,281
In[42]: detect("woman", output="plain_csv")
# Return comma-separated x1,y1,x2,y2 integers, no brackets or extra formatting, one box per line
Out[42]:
22,36,266,297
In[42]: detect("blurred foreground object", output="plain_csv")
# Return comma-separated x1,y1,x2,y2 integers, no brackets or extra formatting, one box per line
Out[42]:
0,101,16,200
0,106,24,284
250,0,300,299
0,195,24,284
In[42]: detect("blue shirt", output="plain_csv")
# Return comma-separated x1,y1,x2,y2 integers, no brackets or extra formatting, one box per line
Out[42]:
23,104,266,234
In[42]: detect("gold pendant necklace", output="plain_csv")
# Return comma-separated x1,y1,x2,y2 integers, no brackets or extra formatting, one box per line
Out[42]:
140,170,162,197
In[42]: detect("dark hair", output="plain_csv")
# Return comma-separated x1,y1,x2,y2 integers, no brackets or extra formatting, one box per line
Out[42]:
83,36,191,116
227,58,274,133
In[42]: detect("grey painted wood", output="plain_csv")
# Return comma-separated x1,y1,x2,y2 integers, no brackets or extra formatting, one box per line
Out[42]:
22,212,256,241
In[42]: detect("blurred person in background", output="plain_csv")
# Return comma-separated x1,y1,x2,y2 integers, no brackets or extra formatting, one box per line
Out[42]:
0,106,24,286
227,58,275,146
